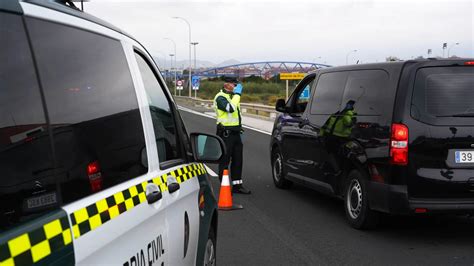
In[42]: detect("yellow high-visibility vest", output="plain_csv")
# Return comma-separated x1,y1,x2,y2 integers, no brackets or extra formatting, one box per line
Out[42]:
213,91,241,127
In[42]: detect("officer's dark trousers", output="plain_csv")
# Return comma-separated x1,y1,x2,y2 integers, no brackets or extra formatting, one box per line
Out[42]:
217,130,243,183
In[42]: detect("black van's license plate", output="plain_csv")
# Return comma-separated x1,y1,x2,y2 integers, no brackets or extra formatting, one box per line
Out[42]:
455,151,474,163
27,193,57,209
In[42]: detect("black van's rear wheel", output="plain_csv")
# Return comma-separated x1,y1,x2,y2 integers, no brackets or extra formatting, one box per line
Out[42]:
272,147,292,189
344,170,379,229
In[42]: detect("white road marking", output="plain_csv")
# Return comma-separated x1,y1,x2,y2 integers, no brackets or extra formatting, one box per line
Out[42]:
204,164,218,177
178,105,272,136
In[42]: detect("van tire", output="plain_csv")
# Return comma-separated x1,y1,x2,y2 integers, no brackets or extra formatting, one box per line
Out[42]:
344,170,379,229
203,226,216,266
271,147,292,189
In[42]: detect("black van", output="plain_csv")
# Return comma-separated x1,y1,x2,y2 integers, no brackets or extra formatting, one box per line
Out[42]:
270,59,474,229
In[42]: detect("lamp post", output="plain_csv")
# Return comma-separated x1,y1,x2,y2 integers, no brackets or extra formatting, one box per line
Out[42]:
172,16,192,98
346,50,357,65
191,42,199,99
169,53,175,90
448,42,460,58
164,38,177,96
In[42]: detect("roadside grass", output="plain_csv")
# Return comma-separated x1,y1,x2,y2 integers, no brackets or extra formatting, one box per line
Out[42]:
187,77,299,106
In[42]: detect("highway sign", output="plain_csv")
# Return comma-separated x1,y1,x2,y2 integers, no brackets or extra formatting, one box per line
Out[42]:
177,80,184,90
280,73,305,80
299,85,310,100
192,76,200,90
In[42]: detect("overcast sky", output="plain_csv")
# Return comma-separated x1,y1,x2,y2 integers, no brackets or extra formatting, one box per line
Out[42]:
84,0,473,66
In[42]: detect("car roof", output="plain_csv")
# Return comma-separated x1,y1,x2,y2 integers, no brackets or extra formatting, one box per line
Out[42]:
319,58,474,74
2,0,137,42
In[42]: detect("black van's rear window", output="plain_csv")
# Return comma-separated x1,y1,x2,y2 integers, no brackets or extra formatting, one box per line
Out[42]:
411,66,474,125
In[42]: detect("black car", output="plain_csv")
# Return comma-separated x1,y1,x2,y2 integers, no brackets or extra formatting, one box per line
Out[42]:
270,59,474,229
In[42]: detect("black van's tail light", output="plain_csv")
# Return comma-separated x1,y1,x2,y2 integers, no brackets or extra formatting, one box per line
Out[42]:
87,161,103,192
465,61,474,66
390,123,409,165
199,191,205,210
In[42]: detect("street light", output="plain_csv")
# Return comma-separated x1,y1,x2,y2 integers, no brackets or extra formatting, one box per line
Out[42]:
448,42,460,58
169,53,175,89
191,42,199,98
164,37,177,96
172,16,192,98
346,50,357,65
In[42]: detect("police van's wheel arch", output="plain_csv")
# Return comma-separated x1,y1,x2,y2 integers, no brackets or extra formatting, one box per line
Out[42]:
344,169,379,229
271,145,292,189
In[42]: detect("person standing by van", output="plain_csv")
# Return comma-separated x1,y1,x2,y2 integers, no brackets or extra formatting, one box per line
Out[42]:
213,77,251,194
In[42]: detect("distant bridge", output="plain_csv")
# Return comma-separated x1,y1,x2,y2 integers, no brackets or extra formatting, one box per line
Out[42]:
193,61,331,78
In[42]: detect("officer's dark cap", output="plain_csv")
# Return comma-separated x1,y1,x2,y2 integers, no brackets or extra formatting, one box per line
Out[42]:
223,76,238,83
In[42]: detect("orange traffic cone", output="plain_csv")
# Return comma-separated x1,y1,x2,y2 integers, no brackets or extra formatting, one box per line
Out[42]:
218,169,243,211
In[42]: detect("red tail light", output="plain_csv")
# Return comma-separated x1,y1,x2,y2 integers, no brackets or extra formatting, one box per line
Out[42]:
390,123,408,165
465,61,474,66
87,161,102,192
87,161,100,175
415,208,428,214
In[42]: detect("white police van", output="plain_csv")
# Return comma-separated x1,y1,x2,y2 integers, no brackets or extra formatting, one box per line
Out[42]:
0,0,222,265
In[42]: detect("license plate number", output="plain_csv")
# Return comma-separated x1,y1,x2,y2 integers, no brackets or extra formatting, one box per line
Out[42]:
455,151,474,163
27,193,57,209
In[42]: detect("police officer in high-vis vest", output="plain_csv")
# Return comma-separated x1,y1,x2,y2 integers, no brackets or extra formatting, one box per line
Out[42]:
214,77,251,194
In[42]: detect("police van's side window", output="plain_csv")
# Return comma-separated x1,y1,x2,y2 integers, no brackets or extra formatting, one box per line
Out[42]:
310,72,348,114
134,52,183,165
340,70,390,115
0,13,56,230
26,18,147,204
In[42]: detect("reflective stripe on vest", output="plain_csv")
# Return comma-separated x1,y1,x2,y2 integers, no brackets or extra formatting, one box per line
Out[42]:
213,91,241,127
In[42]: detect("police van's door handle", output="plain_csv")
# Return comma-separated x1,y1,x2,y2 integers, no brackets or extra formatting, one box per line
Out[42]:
146,191,162,204
168,182,180,194
146,183,162,204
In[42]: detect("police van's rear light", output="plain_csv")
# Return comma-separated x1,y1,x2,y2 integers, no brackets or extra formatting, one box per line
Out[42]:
87,161,103,192
415,208,428,214
390,123,408,165
87,161,100,175
465,61,474,65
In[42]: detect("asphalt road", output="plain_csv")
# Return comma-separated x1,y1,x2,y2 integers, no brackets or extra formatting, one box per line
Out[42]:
180,109,474,266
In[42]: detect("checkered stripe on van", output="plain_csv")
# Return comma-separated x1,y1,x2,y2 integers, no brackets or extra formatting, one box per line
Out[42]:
69,163,207,239
0,216,72,266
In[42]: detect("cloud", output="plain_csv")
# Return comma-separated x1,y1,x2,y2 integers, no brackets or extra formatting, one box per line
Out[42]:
85,0,473,66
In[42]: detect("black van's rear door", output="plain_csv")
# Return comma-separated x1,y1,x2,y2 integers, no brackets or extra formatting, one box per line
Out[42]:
406,63,474,199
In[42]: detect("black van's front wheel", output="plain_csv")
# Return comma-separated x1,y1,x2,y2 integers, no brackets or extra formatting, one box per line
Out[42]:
344,170,379,229
272,148,292,189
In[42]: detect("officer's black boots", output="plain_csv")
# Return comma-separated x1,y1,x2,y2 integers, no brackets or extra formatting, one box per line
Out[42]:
232,184,251,194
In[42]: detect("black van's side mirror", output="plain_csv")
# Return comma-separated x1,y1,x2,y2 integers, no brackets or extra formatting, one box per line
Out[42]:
190,133,226,163
275,99,287,113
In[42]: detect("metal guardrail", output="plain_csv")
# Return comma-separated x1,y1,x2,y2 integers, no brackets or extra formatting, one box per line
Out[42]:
174,96,278,120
